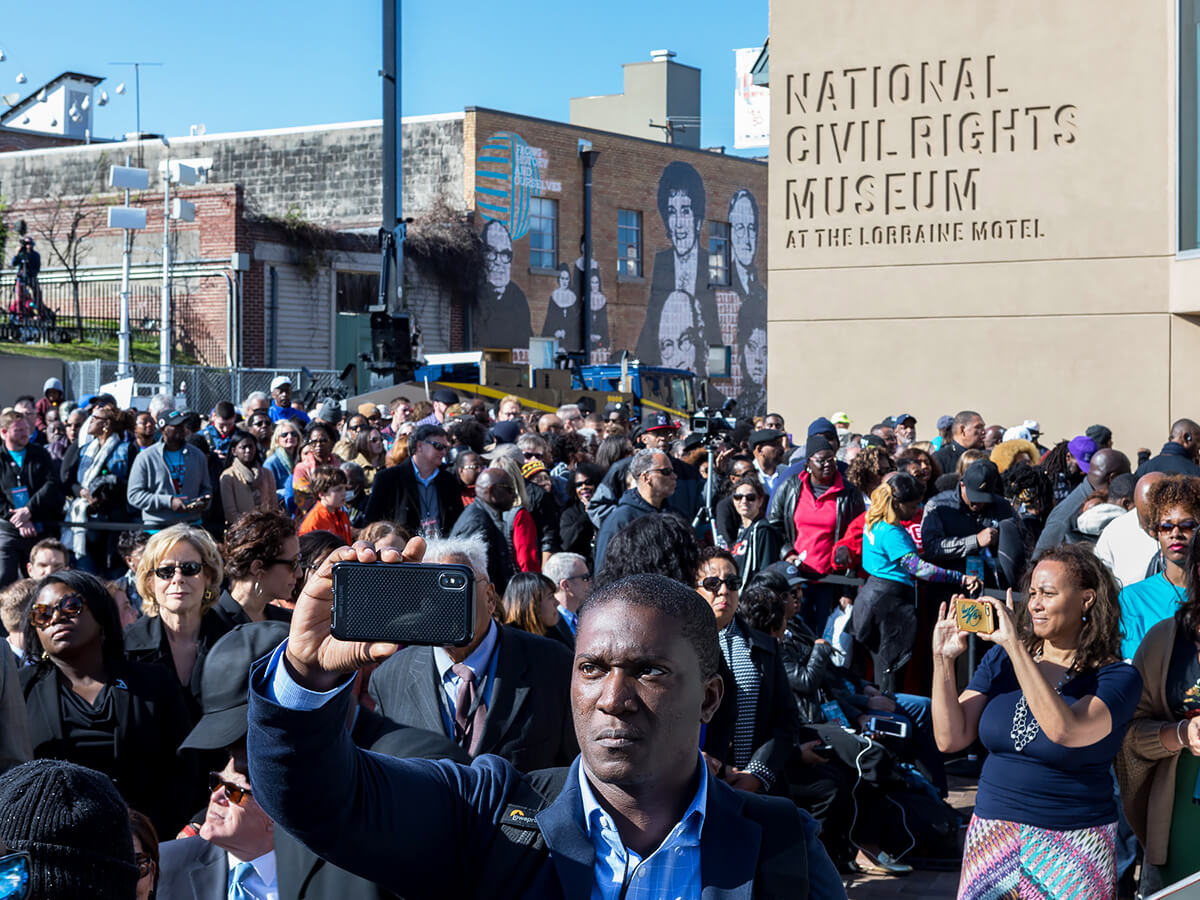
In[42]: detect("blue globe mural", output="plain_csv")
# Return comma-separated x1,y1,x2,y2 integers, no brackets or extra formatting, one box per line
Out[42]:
475,131,541,240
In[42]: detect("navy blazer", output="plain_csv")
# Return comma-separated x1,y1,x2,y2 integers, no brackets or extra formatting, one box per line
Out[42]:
367,623,577,772
361,462,463,538
247,660,827,899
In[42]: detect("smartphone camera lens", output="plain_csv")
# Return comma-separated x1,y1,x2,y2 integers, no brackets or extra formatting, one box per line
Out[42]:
438,572,466,590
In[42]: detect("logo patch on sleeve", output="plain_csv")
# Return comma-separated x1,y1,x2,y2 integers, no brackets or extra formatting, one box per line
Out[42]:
502,804,541,829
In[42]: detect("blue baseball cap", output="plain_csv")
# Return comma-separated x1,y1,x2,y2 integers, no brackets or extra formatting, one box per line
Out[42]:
807,417,836,438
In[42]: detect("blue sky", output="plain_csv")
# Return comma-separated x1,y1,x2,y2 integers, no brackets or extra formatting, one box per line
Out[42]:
4,0,766,153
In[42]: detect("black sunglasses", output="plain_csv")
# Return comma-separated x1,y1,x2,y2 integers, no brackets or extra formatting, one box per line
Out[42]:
153,561,204,580
29,593,85,628
699,575,740,592
268,556,302,571
209,772,253,806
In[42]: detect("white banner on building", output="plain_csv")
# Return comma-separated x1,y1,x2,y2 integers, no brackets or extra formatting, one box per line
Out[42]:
734,47,769,150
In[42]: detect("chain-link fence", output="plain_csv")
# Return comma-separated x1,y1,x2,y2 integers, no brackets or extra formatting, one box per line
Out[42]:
63,361,349,413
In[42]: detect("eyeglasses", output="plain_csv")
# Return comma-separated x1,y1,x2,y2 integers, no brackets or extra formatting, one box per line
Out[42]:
0,851,31,900
732,492,760,502
208,772,253,806
646,467,677,478
29,593,85,628
1157,520,1200,535
523,451,543,459
424,440,449,452
698,575,740,593
134,853,155,879
565,572,592,583
575,480,598,489
153,561,204,580
268,556,302,571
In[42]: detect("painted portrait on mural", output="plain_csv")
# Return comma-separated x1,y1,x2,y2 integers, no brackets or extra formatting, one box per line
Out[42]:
729,188,766,305
542,262,581,350
736,293,767,417
657,291,706,375
473,220,533,349
635,161,721,367
587,270,609,361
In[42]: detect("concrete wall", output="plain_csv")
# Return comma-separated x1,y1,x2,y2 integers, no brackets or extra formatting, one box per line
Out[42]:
768,0,1199,451
570,59,702,149
0,114,466,230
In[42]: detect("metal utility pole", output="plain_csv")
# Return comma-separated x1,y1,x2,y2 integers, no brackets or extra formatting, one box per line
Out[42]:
160,155,171,393
109,61,162,164
379,0,404,314
579,145,599,359
118,152,133,379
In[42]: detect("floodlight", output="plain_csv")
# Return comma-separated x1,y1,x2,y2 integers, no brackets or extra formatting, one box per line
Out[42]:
110,165,150,190
107,206,147,230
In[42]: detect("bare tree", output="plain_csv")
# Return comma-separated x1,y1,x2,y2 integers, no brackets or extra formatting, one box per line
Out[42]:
31,160,106,335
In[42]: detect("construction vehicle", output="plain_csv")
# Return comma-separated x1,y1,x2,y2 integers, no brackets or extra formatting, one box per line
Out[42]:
412,351,696,421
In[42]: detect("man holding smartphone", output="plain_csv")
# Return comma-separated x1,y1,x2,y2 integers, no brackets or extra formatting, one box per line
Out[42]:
127,409,212,529
246,541,845,899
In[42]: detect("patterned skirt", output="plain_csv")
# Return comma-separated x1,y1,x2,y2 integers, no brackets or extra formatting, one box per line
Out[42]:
957,815,1118,900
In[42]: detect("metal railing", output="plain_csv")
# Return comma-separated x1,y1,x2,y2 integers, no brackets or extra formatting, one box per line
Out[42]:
63,361,349,414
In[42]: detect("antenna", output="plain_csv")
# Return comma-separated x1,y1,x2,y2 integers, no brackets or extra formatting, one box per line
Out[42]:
108,61,163,142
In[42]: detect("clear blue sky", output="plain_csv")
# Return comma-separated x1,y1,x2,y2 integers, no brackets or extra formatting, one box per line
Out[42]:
5,0,766,153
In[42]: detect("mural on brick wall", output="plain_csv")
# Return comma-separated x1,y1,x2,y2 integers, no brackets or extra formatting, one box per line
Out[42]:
471,132,768,417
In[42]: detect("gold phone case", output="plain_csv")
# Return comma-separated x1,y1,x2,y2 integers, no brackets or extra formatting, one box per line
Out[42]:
955,598,995,634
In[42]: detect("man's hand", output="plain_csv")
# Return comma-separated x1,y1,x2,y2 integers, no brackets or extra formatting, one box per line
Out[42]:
722,768,766,793
9,507,31,529
976,527,998,549
866,694,896,713
832,546,853,571
170,497,188,512
798,740,829,766
284,539,426,692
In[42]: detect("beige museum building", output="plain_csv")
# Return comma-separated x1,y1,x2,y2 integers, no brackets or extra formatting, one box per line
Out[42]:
767,0,1200,452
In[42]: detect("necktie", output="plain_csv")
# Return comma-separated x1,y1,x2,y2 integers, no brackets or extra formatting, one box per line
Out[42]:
452,663,487,754
228,861,255,900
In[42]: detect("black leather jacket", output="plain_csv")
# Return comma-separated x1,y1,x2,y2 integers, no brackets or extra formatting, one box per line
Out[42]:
766,472,865,563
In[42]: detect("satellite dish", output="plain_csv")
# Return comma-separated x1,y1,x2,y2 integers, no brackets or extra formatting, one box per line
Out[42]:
0,51,6,62
97,90,108,106
49,118,57,126
115,82,126,95
14,72,25,84
20,115,28,124
80,96,89,110
0,92,18,107
36,88,45,102
68,102,78,118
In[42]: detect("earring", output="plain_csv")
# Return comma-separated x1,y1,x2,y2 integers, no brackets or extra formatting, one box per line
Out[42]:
203,588,214,602
253,580,262,597
1082,614,1089,623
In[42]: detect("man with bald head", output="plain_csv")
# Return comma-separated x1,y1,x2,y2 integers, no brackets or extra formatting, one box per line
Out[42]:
1095,472,1165,587
1134,418,1200,478
1034,447,1132,553
448,467,518,591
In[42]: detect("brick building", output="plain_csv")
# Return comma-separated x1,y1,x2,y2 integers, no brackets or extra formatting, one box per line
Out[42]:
0,107,768,411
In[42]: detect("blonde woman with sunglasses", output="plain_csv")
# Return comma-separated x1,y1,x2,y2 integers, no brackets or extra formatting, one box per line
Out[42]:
123,524,229,719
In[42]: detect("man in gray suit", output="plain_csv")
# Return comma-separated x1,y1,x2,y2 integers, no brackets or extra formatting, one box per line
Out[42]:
368,534,578,773
127,409,212,528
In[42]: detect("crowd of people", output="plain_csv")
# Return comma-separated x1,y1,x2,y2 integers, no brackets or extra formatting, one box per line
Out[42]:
4,377,1200,898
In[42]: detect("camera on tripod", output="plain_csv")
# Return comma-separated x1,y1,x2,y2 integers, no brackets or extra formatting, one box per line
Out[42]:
689,398,737,446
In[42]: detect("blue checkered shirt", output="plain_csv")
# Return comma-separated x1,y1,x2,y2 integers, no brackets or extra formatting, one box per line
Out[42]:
579,757,706,900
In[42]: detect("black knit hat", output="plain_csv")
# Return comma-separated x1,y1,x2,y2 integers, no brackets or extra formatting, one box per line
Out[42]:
0,760,138,900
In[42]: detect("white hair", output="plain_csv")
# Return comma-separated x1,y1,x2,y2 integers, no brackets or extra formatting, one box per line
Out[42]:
423,535,488,581
628,447,664,481
147,393,174,420
242,390,270,410
544,552,586,586
557,403,581,419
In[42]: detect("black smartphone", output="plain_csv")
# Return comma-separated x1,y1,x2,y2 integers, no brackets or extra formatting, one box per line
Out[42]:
330,561,476,646
812,743,833,755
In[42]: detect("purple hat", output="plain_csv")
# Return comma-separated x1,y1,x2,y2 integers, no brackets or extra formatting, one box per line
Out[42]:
1067,435,1097,473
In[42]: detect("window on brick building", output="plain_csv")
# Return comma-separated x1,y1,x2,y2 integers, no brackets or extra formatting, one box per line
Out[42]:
337,271,380,314
707,221,731,286
529,198,558,269
617,209,642,277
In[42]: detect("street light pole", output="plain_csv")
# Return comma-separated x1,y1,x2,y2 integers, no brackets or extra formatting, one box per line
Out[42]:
118,153,132,378
160,155,171,393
